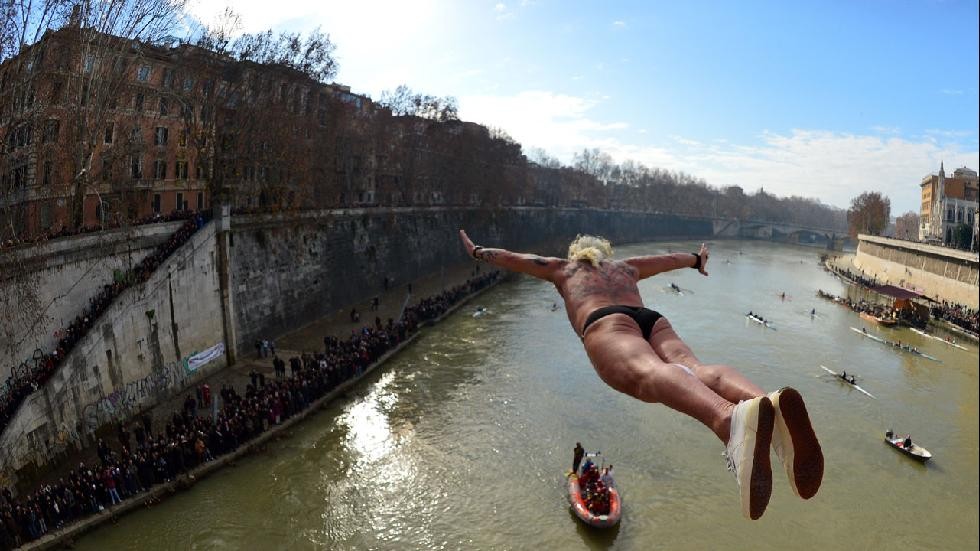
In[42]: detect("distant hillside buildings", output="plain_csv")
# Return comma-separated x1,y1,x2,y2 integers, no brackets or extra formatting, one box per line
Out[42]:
919,162,979,247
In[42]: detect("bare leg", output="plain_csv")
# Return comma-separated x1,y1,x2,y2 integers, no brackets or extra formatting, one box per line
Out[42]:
583,315,735,443
648,318,764,402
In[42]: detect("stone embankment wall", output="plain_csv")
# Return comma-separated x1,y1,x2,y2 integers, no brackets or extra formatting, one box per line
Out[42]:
853,234,979,308
0,222,184,382
229,207,712,351
0,223,225,478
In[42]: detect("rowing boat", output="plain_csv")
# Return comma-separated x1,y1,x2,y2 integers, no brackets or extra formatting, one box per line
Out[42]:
745,315,776,330
849,327,942,362
819,365,875,398
909,327,969,351
859,311,897,327
884,432,932,462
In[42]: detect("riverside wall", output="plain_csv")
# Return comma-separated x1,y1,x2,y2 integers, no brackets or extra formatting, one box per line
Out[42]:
0,223,225,481
853,234,979,308
0,222,185,382
229,207,713,352
1,207,713,482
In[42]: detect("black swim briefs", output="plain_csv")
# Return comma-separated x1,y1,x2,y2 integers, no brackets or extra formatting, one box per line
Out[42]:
581,305,664,340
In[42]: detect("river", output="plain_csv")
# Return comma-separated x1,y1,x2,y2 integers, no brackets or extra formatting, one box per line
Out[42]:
74,240,979,550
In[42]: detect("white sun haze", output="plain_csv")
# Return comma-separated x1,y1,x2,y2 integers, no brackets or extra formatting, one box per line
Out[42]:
186,0,442,93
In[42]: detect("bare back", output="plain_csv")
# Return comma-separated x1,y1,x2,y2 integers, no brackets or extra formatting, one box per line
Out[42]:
552,260,644,335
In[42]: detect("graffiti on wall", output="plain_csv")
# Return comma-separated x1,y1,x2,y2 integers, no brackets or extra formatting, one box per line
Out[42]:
80,359,186,433
78,342,225,434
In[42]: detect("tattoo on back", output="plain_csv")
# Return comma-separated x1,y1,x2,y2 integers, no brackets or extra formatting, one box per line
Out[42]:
564,262,639,302
476,249,498,262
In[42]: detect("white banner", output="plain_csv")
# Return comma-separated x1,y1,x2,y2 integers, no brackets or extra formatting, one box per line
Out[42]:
184,343,225,374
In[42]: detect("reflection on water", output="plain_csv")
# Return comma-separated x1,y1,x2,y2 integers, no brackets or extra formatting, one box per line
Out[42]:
342,371,398,464
74,240,979,550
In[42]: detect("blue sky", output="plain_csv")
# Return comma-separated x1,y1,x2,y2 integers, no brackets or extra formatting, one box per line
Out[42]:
188,0,979,214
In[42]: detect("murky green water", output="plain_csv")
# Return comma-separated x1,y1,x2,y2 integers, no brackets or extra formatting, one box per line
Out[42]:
74,241,979,550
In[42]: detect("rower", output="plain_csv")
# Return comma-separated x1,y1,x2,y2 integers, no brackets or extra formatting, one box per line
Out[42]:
903,435,913,449
841,370,847,380
848,376,856,384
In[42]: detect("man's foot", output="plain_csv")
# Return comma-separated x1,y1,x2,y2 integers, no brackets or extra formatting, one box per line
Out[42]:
769,387,823,499
724,395,775,520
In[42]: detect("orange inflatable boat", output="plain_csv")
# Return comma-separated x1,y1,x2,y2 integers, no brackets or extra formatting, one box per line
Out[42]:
566,471,622,528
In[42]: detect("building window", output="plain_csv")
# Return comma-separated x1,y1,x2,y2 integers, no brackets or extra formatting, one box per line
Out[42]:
178,129,187,147
159,97,169,116
176,192,185,211
152,193,161,213
42,161,52,186
197,192,204,210
102,158,113,181
136,64,151,82
131,155,142,179
43,119,60,143
83,54,95,74
162,68,174,88
153,159,167,180
182,76,194,91
130,126,141,143
196,162,208,180
154,127,168,145
176,160,188,180
104,123,114,144
134,92,144,111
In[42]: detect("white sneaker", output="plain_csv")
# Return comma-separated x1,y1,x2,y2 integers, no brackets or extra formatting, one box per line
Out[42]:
724,395,775,520
769,387,823,499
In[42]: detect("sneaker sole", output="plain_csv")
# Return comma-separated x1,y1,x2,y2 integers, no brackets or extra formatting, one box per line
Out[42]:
776,387,823,499
748,397,775,520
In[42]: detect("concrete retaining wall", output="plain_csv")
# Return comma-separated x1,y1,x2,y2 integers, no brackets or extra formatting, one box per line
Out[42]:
0,222,184,382
854,234,979,308
0,223,225,477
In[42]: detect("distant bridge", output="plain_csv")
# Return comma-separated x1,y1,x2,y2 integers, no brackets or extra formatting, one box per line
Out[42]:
712,218,847,250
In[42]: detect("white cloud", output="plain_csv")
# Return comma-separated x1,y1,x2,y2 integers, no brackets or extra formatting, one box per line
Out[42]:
459,90,978,214
460,90,629,152
612,20,626,28
494,2,514,20
940,89,964,95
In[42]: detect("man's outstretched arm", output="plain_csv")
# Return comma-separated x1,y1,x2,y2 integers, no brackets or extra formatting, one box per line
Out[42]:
626,243,709,279
459,229,564,281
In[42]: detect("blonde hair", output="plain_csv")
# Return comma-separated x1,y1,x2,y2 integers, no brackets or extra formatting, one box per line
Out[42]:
567,234,613,266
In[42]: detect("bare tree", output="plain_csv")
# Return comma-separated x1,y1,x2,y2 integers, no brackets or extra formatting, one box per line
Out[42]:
894,211,919,241
378,84,458,122
847,191,891,237
1,0,191,233
177,10,339,210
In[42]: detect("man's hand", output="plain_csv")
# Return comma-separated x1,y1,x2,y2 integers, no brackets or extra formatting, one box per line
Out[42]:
459,229,477,258
697,242,709,276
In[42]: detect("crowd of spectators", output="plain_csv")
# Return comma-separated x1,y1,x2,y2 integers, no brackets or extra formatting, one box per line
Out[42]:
931,303,979,337
0,211,201,252
0,270,500,549
0,212,212,438
828,264,977,336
